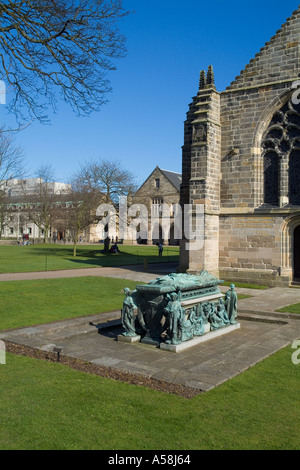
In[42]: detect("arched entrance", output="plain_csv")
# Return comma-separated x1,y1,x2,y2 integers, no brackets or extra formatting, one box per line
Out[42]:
281,216,300,283
294,226,300,280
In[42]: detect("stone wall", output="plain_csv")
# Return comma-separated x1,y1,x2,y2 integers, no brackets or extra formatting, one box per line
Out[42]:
218,214,287,286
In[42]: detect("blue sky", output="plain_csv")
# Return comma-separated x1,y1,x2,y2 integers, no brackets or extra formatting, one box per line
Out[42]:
1,0,299,186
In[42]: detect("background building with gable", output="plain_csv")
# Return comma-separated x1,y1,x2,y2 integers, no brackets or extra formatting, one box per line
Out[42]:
131,166,182,245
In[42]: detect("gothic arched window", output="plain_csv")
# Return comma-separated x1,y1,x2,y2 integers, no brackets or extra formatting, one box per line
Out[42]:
261,98,300,206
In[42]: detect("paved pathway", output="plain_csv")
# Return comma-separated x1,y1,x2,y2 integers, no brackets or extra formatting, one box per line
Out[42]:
0,262,177,284
1,263,300,394
222,286,300,317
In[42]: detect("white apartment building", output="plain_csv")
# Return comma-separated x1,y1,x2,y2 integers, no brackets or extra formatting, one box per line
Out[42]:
0,178,71,241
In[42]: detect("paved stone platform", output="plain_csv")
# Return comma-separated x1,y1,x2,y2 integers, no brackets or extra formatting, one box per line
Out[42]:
1,307,300,393
1,263,300,393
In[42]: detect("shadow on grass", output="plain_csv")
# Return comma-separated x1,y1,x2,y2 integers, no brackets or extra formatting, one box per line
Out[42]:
26,246,99,258
26,244,176,256
8,244,180,272
67,258,180,274
67,249,179,268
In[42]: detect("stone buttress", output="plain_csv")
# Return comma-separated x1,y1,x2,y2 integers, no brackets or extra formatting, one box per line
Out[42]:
180,66,221,278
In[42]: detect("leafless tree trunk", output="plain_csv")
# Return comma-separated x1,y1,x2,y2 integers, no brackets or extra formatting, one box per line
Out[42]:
23,165,62,243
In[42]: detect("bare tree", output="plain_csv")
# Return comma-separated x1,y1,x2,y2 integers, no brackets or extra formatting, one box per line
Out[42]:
23,165,66,243
59,176,102,256
0,205,28,240
0,128,24,183
78,158,137,204
77,158,137,251
0,129,25,238
0,193,12,239
0,0,129,123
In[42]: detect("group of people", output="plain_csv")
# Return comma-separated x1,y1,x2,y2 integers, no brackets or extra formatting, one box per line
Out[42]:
18,234,31,246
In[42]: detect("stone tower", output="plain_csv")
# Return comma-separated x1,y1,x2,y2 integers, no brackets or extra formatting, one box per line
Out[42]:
180,6,300,286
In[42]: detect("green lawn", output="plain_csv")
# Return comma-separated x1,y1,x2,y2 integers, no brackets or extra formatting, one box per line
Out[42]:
0,345,299,450
0,257,298,450
223,281,268,290
277,303,300,314
0,244,179,274
0,277,139,331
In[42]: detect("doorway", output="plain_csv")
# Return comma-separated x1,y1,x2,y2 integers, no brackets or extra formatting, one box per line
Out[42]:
294,226,300,279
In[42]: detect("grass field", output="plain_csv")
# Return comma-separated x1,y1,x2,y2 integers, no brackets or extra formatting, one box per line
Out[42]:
0,345,299,450
0,277,139,331
0,244,179,273
277,303,300,314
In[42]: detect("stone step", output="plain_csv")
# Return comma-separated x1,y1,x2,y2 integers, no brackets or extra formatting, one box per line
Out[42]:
290,282,300,288
238,312,289,325
239,308,300,321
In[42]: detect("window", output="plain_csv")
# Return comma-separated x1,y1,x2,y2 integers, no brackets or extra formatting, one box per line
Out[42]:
152,198,163,216
289,150,300,205
261,98,300,206
155,178,160,189
263,151,279,205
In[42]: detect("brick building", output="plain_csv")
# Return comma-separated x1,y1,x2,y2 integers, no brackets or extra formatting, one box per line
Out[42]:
179,7,300,286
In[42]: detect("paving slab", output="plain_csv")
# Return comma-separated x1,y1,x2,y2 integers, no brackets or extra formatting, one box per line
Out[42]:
2,312,300,394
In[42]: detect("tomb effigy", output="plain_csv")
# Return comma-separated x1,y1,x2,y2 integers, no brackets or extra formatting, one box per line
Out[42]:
119,271,240,352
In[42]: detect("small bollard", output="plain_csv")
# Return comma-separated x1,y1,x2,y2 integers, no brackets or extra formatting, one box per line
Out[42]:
53,347,63,363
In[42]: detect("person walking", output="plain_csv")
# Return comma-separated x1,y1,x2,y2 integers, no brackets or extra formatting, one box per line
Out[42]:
158,243,163,256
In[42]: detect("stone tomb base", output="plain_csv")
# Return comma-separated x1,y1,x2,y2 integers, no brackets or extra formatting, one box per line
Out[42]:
117,334,141,344
117,323,240,353
160,323,240,353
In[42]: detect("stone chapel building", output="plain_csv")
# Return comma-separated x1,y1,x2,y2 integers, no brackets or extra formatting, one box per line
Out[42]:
179,6,300,286
132,166,181,245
